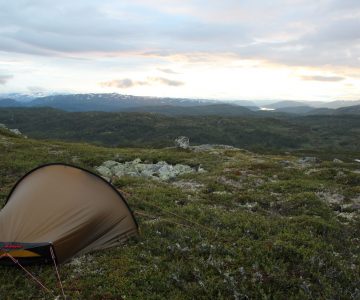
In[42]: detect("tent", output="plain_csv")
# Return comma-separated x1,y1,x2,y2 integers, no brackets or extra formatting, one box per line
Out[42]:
0,163,138,265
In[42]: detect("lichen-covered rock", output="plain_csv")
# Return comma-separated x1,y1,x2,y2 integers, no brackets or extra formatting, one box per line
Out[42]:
96,158,200,181
96,165,112,179
333,158,343,163
316,191,345,205
9,128,22,135
102,160,119,169
175,136,190,149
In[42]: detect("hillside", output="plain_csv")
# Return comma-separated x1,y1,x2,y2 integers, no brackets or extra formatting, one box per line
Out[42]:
122,104,255,116
0,108,360,153
335,104,360,115
0,98,21,107
274,106,315,114
1,93,225,112
0,127,359,298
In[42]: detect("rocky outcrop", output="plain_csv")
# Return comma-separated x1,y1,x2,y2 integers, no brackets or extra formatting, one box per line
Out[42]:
0,123,26,138
96,159,204,181
174,136,190,149
173,136,241,153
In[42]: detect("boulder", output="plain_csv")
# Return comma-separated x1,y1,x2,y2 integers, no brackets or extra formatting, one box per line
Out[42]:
103,160,119,169
333,158,343,163
96,158,199,181
175,136,190,149
96,165,112,178
9,128,22,135
298,157,319,165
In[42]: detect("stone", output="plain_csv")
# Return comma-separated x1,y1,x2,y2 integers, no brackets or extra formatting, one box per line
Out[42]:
316,191,344,205
333,158,343,163
298,157,319,165
103,160,119,169
96,165,112,178
175,136,190,149
96,158,200,181
9,128,22,135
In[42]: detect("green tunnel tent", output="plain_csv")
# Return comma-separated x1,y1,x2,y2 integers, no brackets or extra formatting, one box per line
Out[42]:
0,163,138,265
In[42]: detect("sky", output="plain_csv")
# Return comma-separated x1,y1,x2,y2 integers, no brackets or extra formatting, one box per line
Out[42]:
0,0,360,101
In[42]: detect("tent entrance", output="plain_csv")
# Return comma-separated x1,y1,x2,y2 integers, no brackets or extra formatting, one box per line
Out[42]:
0,242,54,265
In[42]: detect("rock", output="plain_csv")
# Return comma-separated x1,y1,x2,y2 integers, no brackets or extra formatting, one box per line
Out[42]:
103,160,119,169
132,158,142,164
336,212,357,221
0,124,27,138
96,165,112,178
175,136,190,149
96,158,200,181
333,158,343,163
298,157,319,165
316,191,344,205
9,128,22,135
173,164,194,174
71,156,80,163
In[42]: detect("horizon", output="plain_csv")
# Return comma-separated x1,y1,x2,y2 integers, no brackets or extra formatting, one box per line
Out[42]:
2,91,360,106
1,1,360,101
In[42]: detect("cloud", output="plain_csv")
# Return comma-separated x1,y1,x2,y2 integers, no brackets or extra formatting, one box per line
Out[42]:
100,77,184,88
149,77,184,86
301,75,345,82
1,0,359,69
0,74,12,84
157,68,179,74
100,78,146,88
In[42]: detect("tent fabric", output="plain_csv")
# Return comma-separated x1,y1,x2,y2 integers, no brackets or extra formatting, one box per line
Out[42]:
0,242,53,265
0,163,138,264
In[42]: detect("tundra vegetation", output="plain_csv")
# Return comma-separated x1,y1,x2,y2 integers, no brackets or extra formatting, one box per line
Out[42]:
0,125,359,299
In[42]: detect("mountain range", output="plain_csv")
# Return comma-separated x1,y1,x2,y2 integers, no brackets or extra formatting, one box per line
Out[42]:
0,93,359,115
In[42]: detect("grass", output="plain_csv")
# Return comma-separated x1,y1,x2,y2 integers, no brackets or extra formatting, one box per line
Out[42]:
0,131,359,299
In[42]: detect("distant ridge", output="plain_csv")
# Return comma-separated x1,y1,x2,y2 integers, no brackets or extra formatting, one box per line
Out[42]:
0,93,259,114
1,93,360,114
0,98,22,107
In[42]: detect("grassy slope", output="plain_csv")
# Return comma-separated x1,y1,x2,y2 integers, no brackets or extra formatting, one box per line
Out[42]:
0,132,359,299
1,107,360,153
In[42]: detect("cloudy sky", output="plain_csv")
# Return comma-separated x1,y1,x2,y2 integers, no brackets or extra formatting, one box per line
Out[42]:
0,0,360,101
